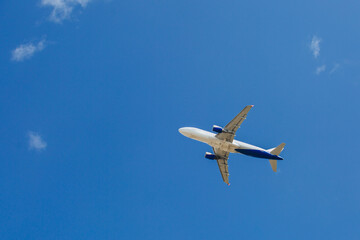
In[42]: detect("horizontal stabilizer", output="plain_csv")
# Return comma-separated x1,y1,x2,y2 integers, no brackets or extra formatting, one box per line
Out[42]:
268,143,286,172
268,143,286,155
269,160,277,172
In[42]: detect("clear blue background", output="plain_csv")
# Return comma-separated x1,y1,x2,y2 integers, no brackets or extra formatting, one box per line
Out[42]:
1,1,360,239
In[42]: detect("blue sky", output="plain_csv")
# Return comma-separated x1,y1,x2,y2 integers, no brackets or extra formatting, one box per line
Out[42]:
1,0,360,239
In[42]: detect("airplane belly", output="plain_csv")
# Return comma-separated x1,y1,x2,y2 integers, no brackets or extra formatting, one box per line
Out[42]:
211,139,237,152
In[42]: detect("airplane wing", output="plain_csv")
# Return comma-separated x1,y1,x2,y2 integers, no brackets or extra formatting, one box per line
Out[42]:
213,147,230,185
216,105,254,142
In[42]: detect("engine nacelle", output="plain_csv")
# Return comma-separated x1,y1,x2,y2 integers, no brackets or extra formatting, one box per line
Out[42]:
212,125,223,133
205,152,217,160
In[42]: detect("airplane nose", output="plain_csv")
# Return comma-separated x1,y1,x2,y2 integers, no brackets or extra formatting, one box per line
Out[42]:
179,127,186,135
179,127,192,137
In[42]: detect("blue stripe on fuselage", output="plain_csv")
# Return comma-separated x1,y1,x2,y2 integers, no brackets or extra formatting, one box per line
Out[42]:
235,149,283,160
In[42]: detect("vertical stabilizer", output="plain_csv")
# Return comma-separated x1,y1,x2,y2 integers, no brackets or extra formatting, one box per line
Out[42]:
268,143,286,172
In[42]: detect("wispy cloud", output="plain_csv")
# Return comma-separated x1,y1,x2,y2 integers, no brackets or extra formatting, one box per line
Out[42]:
310,36,321,58
330,63,340,74
41,0,92,23
11,40,46,62
28,131,47,151
316,65,326,75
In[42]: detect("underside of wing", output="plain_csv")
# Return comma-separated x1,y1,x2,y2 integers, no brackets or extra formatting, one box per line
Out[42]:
213,148,230,185
216,105,254,142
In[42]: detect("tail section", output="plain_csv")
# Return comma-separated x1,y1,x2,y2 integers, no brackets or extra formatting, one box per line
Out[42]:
267,143,286,172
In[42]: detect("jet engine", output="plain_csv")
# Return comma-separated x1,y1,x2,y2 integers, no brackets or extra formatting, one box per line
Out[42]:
205,152,217,160
212,125,223,133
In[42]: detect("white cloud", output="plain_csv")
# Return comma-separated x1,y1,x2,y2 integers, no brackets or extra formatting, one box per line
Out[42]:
316,65,326,75
11,40,46,62
310,36,321,58
41,0,92,23
330,63,340,74
28,132,47,151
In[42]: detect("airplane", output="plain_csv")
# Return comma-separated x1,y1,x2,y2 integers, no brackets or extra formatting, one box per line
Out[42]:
179,105,285,185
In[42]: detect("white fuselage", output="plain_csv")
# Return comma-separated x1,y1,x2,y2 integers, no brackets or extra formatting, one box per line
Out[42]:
179,127,265,153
